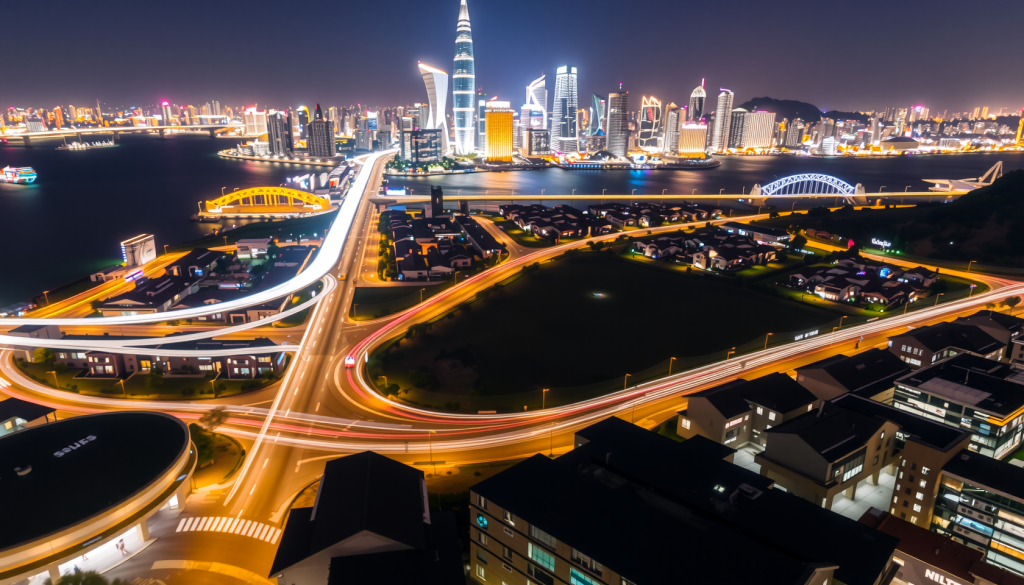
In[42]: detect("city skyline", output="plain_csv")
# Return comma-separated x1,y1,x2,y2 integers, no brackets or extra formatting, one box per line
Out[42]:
3,0,1023,113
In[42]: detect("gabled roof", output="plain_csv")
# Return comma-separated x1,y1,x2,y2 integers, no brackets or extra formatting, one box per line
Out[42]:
895,353,1024,416
690,373,817,418
0,397,55,422
942,449,1024,501
798,349,910,397
765,401,884,459
270,452,427,576
891,322,1003,354
832,394,968,452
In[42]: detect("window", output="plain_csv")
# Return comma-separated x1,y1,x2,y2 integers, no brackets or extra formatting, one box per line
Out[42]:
913,504,922,512
502,563,512,572
919,480,927,489
922,466,931,476
528,543,556,571
900,512,906,519
916,492,924,501
880,431,885,439
503,545,513,560
478,549,489,563
477,494,487,509
903,500,909,507
680,418,691,430
571,568,600,585
571,549,603,576
911,462,917,470
503,510,515,525
873,455,879,465
529,525,556,549
911,516,918,524
476,515,489,529
528,564,554,585
503,527,514,537
768,412,777,421
757,407,763,415
476,565,486,580
479,532,488,545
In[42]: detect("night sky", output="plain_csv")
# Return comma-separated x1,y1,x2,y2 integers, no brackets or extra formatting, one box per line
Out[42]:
4,0,1022,114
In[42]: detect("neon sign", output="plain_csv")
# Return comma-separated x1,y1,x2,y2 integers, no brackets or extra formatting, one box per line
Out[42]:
872,238,892,248
54,435,97,457
124,269,144,282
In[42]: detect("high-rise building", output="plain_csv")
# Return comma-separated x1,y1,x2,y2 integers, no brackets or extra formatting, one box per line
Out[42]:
244,107,268,136
297,107,310,140
743,111,776,149
526,74,547,130
551,65,578,153
418,62,450,153
53,107,64,129
590,94,606,135
1017,118,1024,145
980,106,989,119
638,96,662,151
728,108,748,149
160,101,172,126
663,103,682,155
306,104,335,158
785,118,805,147
678,124,708,155
96,98,103,121
689,80,706,122
267,110,294,155
521,128,550,156
212,101,221,116
484,100,514,163
606,87,629,158
476,87,487,151
452,0,475,155
710,89,734,153
400,129,443,164
870,114,882,145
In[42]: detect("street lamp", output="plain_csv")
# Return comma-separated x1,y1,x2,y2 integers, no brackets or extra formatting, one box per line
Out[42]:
163,244,169,256
541,189,545,195
623,373,631,390
42,290,50,306
668,357,677,375
968,260,977,273
119,379,127,397
837,315,847,329
692,189,696,195
969,284,977,298
572,189,576,196
719,189,725,195
934,292,945,306
726,347,736,361
764,332,773,350
378,375,388,389
602,189,607,196
542,388,549,410
879,186,886,193
904,186,911,193
662,189,667,195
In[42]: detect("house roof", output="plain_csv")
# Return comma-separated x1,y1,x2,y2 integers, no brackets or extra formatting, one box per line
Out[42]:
166,248,224,271
765,401,885,459
942,449,1024,501
270,451,428,576
956,310,1024,337
895,353,1024,416
101,276,199,309
690,373,818,418
891,322,1003,355
798,349,910,397
832,394,968,452
0,397,55,423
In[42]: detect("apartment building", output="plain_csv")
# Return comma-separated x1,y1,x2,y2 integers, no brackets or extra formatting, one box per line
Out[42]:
888,322,1005,369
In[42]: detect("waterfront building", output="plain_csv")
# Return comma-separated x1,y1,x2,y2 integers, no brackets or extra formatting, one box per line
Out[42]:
400,129,443,164
689,80,706,121
590,93,606,135
1017,118,1024,145
485,100,514,162
678,123,708,154
243,106,268,136
25,115,45,132
606,87,629,157
306,104,335,158
522,128,550,156
710,89,734,152
452,0,476,155
819,137,837,155
728,108,748,149
744,110,776,148
662,103,682,155
551,65,578,153
786,118,805,147
418,62,450,153
160,101,172,126
526,74,547,131
297,107,309,140
476,87,487,151
637,96,662,151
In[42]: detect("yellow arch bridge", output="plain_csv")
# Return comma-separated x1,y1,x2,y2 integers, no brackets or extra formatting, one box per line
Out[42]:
202,186,333,218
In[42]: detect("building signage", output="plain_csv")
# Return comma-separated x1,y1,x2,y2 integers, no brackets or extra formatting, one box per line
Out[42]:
124,269,144,282
794,330,819,341
54,435,97,457
924,569,966,585
872,238,892,248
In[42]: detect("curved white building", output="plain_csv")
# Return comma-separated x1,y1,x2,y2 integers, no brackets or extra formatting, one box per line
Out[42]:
452,0,475,155
526,74,547,130
689,80,707,122
418,62,450,154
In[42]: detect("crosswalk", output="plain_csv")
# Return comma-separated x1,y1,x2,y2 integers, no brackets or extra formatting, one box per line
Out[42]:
175,516,282,544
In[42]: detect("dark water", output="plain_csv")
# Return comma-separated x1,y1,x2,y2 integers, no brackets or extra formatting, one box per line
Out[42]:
0,134,323,306
388,151,1024,198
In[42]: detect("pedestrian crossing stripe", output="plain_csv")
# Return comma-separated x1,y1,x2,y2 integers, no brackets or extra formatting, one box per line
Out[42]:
176,516,282,544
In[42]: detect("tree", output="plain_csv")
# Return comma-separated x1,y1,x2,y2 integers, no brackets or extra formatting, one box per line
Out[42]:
189,423,216,467
44,571,129,585
34,347,55,366
1006,296,1022,315
199,406,228,432
789,234,807,250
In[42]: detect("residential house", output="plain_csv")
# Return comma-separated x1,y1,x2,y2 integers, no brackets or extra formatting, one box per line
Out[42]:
888,322,1005,368
795,349,911,402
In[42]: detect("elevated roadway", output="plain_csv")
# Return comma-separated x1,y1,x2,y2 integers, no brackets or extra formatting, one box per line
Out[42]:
2,124,245,145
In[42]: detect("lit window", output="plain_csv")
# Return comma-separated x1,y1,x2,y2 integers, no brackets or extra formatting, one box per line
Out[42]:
478,549,489,563
680,418,691,430
528,543,556,571
910,516,918,524
769,412,776,421
880,431,885,439
913,504,922,512
529,525,556,548
919,480,927,488
915,492,924,501
893,496,898,503
922,467,930,476
757,407,763,415
503,510,515,525
476,515,488,529
477,494,487,509
479,532,488,545
476,565,486,580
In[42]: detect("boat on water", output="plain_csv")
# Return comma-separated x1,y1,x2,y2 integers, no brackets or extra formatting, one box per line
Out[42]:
57,138,116,151
1,166,37,184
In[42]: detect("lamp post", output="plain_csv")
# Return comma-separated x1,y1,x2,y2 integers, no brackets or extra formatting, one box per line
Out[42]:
541,189,545,195
542,388,549,410
662,189,667,196
934,292,945,306
42,290,50,306
692,189,696,195
726,347,736,361
879,186,886,194
163,244,169,256
668,357,677,375
428,430,436,476
764,332,773,350
838,315,847,330
719,189,725,195
572,189,576,196
210,379,217,398
968,260,977,273
602,189,607,196
969,284,977,298
379,375,388,389
623,373,631,390
119,379,127,397
631,401,637,424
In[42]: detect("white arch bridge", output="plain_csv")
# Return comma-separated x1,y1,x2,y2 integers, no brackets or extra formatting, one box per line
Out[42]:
750,174,865,203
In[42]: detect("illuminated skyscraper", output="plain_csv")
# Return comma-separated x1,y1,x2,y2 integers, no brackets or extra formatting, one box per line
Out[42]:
689,80,706,122
606,86,629,157
160,101,172,126
551,65,578,152
590,94,606,135
244,107,268,136
484,100,514,162
638,96,662,150
743,111,776,149
476,87,487,151
297,107,310,140
526,74,547,130
663,103,682,154
267,110,294,155
452,0,475,155
418,62,450,153
710,89,734,153
307,104,335,158
679,124,708,155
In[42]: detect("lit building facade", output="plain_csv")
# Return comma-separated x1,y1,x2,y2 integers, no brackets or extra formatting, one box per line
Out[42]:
243,107,268,136
606,88,629,157
452,0,475,155
418,62,450,153
551,65,578,153
663,103,682,154
744,110,776,148
590,93,606,135
485,100,514,162
637,96,662,151
710,89,734,153
306,104,335,158
522,128,550,156
679,124,708,154
476,87,487,151
160,101,172,126
689,80,706,122
526,74,547,130
400,129,443,163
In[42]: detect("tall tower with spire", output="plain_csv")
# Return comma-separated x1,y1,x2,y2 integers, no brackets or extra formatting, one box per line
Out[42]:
452,0,476,156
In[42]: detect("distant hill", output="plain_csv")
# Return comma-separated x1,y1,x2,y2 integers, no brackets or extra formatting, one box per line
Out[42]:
737,97,823,123
736,98,870,124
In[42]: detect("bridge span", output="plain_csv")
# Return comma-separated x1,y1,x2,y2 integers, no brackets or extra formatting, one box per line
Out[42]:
1,124,246,146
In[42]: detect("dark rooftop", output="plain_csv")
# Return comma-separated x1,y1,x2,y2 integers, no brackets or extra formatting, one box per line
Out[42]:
0,397,55,423
896,353,1024,416
0,412,188,553
942,449,1024,501
832,394,968,452
765,401,884,458
799,348,911,397
891,322,1003,355
689,372,818,418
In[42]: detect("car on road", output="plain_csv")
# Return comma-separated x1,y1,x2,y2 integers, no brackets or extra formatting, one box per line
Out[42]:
344,355,356,368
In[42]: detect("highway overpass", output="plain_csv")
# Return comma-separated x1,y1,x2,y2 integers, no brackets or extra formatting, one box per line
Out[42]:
1,124,247,145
